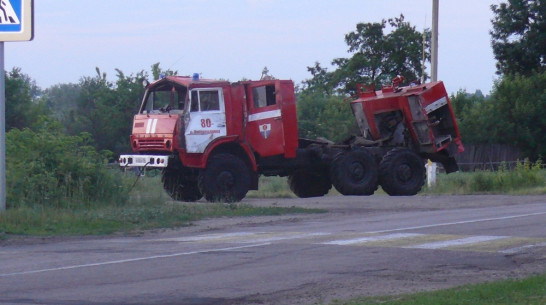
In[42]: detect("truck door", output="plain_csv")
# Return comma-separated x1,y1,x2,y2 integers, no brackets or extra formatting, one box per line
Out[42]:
184,88,227,153
245,81,286,157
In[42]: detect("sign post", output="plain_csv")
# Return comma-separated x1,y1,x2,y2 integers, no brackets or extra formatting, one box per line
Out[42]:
0,0,34,212
0,41,5,212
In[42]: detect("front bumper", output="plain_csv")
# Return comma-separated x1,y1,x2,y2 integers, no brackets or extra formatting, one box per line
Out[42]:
119,155,169,168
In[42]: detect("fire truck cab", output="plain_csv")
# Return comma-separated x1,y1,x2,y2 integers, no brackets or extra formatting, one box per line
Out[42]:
120,75,299,202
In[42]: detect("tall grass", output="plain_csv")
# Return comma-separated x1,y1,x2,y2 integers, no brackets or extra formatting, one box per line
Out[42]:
424,160,545,194
247,176,296,198
1,172,325,237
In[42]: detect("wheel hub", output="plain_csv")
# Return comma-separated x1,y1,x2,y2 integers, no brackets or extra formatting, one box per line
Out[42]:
349,162,365,180
217,171,235,191
396,164,412,182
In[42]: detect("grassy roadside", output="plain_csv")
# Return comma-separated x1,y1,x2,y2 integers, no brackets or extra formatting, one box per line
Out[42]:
0,173,325,237
327,273,546,305
0,203,325,237
2,166,543,237
252,167,546,197
422,163,546,195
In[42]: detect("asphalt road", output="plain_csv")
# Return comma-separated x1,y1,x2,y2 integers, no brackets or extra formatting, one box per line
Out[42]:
0,195,545,305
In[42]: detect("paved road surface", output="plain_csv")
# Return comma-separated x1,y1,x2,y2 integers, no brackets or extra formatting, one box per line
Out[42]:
0,195,545,305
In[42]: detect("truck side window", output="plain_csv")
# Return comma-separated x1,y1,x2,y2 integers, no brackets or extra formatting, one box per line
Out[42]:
199,90,220,111
144,92,154,113
177,89,187,110
190,91,199,112
252,85,276,108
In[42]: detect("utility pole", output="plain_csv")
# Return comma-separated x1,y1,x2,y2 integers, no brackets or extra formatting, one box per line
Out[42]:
431,0,439,82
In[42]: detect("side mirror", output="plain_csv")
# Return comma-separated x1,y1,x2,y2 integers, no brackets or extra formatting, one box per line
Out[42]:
142,79,150,88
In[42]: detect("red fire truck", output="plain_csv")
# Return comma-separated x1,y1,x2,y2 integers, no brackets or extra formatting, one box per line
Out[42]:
119,75,463,202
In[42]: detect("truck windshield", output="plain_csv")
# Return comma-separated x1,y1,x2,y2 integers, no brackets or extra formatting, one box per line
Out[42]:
141,84,188,114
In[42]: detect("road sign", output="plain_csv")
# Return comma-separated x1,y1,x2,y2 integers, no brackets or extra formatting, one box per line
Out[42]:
0,0,33,41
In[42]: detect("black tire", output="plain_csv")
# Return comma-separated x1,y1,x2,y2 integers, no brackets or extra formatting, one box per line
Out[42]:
379,148,425,196
330,148,378,195
288,170,331,198
198,154,251,203
162,169,202,202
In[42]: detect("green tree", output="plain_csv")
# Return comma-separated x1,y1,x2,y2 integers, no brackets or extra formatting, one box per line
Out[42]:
303,15,429,95
41,83,81,131
491,0,546,75
50,68,146,157
490,71,546,159
151,62,177,80
297,92,358,143
298,16,428,142
111,68,148,154
451,74,546,160
450,90,500,144
302,62,334,96
5,68,47,130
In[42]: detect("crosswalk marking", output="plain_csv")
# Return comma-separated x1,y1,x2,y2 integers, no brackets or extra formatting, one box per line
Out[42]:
158,232,330,243
323,233,423,246
406,235,509,249
500,241,546,254
156,231,546,254
159,232,256,242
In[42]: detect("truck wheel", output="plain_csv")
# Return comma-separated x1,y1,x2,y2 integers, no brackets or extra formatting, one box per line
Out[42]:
162,170,203,202
198,154,251,203
288,170,331,198
379,148,425,196
330,148,378,195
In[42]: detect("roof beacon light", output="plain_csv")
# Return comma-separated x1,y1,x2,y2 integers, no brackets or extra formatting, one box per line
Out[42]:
192,73,200,81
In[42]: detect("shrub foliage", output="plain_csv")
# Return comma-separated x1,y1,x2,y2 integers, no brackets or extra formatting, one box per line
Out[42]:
6,120,129,208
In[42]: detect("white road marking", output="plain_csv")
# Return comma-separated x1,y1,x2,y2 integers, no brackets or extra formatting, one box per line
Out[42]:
407,236,509,249
366,212,546,234
240,232,330,243
500,241,546,254
322,233,423,246
155,228,546,255
159,232,330,243
0,243,270,278
158,232,258,242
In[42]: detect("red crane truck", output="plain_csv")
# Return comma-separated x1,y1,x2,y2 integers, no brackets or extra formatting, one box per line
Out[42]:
119,75,463,202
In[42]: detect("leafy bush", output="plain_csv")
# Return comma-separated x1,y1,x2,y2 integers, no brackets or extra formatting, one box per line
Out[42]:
6,119,130,208
492,160,544,192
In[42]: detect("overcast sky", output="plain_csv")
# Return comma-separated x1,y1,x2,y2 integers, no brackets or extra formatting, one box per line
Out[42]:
6,0,502,94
